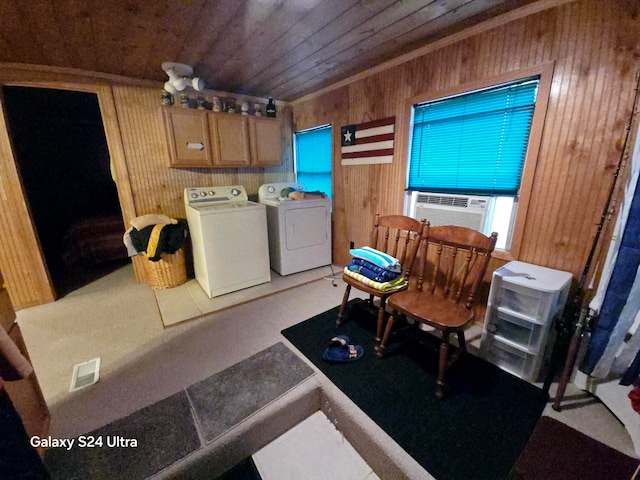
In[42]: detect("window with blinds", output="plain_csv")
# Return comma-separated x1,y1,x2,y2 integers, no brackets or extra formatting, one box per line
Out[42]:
294,125,332,199
408,77,540,195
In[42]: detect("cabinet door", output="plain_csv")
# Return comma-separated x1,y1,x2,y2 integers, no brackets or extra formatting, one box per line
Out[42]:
162,108,212,167
209,113,251,167
250,116,282,166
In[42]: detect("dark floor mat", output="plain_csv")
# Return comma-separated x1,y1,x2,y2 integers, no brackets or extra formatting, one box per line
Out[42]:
215,456,263,480
282,300,549,480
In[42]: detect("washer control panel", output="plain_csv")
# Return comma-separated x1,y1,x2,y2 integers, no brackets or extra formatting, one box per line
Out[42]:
184,185,248,206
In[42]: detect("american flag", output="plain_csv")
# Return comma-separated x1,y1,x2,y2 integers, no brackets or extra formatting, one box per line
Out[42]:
340,116,395,165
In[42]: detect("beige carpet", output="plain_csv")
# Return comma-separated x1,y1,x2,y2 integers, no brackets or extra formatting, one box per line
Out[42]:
15,263,637,459
16,264,351,439
43,342,316,480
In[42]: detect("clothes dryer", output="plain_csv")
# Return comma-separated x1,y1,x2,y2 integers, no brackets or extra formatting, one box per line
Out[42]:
185,185,270,297
258,183,332,276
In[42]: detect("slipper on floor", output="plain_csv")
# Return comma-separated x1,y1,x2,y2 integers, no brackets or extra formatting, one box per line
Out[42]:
322,343,364,363
327,335,350,348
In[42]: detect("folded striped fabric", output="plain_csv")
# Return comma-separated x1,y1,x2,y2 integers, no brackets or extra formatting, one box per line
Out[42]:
349,246,401,272
350,258,401,281
343,267,407,292
347,261,401,283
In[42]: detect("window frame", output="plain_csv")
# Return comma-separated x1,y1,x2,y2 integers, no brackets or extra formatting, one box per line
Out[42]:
398,63,554,261
293,123,333,199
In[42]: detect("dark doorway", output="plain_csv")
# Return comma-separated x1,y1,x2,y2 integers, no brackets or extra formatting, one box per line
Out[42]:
3,86,129,297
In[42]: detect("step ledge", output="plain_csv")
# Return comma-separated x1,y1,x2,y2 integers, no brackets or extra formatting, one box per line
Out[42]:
152,369,432,479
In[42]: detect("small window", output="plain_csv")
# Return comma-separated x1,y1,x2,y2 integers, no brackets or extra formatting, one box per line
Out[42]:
294,125,332,199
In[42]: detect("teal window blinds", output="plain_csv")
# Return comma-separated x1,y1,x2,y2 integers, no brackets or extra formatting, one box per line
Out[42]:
408,77,540,195
294,125,332,198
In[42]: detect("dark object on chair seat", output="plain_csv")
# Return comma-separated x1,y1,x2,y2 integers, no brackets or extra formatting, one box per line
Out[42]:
514,416,639,480
336,213,426,351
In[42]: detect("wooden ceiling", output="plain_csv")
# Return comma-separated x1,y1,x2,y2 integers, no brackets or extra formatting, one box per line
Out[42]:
0,0,540,101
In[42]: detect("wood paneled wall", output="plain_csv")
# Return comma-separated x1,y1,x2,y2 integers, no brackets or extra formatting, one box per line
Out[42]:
0,0,638,310
291,0,640,295
0,68,293,309
111,86,294,281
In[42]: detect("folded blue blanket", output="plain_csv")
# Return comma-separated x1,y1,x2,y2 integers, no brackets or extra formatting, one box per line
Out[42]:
349,258,401,282
348,262,401,283
349,246,401,272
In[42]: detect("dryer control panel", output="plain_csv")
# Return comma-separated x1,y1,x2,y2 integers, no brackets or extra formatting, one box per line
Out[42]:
258,182,304,203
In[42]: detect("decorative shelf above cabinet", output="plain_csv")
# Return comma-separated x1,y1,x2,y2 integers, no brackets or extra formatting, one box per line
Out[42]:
161,107,282,168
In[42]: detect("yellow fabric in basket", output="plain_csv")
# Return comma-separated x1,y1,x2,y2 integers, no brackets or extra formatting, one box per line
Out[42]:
146,224,166,259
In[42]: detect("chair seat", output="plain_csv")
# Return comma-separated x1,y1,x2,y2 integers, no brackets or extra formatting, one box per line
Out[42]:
336,213,427,350
388,290,474,330
342,273,408,298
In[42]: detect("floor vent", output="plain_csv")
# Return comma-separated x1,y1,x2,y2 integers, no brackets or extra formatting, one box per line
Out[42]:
70,357,101,392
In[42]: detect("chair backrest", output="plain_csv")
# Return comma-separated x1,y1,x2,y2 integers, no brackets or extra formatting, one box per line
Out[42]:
371,214,427,278
413,225,498,309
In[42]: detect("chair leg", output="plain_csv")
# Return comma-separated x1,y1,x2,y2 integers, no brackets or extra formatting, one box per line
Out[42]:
436,331,450,399
336,284,352,326
456,330,467,354
377,311,396,356
375,297,387,349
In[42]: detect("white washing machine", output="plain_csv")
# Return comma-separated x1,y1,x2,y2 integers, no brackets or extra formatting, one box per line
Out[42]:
258,182,331,276
184,185,270,298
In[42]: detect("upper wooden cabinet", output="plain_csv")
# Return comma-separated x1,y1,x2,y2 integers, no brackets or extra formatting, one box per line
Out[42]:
250,116,283,167
162,108,213,167
209,113,251,167
162,107,282,168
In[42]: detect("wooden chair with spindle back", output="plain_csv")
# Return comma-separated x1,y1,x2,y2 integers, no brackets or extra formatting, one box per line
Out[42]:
337,213,427,351
380,225,498,398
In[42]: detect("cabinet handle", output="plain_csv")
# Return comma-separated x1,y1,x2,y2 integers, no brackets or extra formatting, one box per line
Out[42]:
187,142,204,151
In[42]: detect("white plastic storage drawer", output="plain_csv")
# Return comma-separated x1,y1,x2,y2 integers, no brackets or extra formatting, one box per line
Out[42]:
491,261,572,321
485,309,547,354
483,334,541,381
495,284,550,320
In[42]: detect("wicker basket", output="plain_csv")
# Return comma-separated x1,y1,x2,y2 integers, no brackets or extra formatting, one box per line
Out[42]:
144,248,187,289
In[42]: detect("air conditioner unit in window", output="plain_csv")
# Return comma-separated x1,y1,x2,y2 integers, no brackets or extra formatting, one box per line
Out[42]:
410,192,490,232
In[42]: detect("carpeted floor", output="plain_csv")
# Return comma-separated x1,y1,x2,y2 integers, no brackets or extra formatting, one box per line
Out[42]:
514,415,639,480
44,343,313,480
44,391,201,480
282,299,550,480
187,342,314,442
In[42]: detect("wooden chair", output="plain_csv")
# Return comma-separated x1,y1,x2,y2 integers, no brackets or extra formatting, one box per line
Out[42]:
337,213,427,350
381,225,498,398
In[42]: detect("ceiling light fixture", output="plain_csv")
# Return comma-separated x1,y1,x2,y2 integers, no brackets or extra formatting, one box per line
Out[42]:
162,62,205,94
